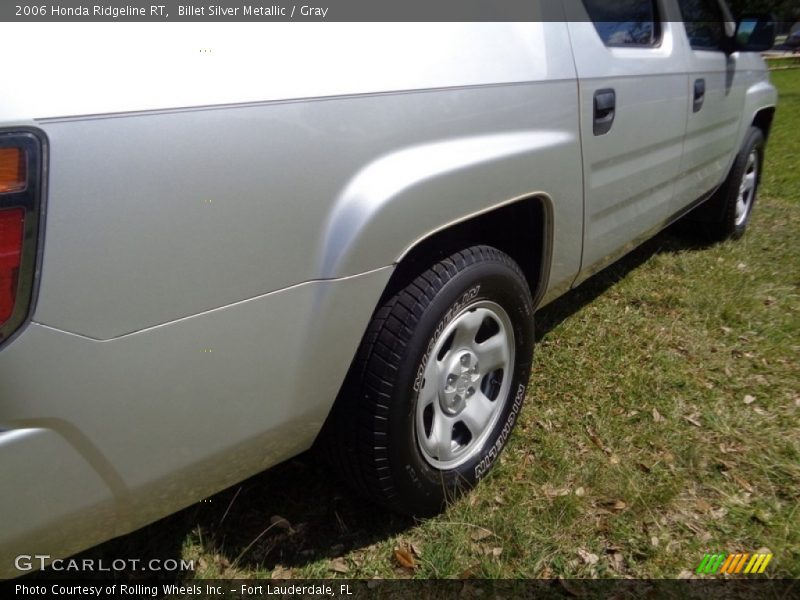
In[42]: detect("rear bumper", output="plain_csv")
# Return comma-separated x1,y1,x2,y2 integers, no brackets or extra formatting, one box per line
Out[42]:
0,266,392,577
0,428,115,578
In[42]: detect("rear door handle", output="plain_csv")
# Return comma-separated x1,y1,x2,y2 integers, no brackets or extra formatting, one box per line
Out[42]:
593,89,616,135
693,78,706,113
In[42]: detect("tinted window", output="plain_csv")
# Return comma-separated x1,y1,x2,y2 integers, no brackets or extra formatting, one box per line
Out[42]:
583,0,660,47
678,0,726,49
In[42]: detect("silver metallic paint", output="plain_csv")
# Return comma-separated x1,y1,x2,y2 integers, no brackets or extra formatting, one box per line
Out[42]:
0,12,777,574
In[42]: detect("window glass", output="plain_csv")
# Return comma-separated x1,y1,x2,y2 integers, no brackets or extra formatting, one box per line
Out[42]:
678,0,726,49
582,0,660,47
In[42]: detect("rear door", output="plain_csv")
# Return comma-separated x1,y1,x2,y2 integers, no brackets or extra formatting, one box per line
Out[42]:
566,0,690,283
672,0,747,209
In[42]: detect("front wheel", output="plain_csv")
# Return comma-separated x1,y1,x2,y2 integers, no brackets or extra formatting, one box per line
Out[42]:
693,127,765,241
323,246,535,516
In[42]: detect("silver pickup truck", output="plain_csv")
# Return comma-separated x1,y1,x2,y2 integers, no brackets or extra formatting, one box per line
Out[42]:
0,2,778,576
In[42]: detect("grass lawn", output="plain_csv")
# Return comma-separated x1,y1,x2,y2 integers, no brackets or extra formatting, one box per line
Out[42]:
83,70,799,581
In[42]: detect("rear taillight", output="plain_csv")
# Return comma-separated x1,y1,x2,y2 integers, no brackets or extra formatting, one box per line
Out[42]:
0,207,24,326
0,132,44,345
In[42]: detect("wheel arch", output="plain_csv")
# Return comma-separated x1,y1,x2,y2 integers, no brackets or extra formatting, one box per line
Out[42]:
314,129,572,290
376,194,553,320
751,106,776,141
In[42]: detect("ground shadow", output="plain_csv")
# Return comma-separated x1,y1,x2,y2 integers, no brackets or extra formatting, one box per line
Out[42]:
535,223,714,341
31,452,414,582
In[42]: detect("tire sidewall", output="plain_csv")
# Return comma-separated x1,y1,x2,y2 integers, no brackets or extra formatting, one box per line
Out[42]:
386,258,534,515
730,128,764,239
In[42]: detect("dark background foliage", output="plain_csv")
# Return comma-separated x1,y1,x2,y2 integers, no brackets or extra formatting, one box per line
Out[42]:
728,0,799,28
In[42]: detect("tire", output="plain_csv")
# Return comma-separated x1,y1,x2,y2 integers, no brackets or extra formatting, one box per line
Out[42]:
322,246,535,516
693,126,765,241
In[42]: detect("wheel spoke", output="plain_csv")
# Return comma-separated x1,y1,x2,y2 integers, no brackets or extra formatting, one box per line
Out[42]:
450,309,486,350
475,331,510,372
742,172,756,195
459,392,496,439
430,408,455,461
736,197,746,220
416,366,439,412
422,352,442,395
734,151,758,227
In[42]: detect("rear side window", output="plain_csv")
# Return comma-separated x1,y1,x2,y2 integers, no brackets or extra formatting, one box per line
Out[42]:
582,0,661,47
678,0,726,49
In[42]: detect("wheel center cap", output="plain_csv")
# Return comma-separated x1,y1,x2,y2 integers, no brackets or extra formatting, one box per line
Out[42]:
440,350,480,415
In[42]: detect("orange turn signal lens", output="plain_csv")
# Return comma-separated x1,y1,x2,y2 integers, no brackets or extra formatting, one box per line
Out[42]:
0,147,26,194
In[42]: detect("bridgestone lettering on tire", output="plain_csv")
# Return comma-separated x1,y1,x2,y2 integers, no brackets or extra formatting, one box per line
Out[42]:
321,246,535,516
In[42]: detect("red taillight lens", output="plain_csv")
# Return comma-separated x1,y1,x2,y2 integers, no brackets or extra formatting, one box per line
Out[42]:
0,207,24,326
0,132,41,343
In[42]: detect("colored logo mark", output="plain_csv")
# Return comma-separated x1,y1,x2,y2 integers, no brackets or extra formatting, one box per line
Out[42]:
696,552,773,575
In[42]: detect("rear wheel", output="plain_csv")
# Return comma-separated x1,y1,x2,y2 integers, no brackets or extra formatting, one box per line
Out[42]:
323,246,534,516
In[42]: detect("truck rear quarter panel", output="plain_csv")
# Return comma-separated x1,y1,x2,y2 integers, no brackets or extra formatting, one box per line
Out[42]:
0,20,583,569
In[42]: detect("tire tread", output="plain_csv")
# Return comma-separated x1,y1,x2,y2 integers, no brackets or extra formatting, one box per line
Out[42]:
321,245,526,512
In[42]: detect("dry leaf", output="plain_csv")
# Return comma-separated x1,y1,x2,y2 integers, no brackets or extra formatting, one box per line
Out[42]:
558,579,583,596
710,507,728,519
683,414,702,427
460,564,480,578
744,394,756,405
608,550,625,573
650,536,659,547
574,487,586,497
271,565,293,579
215,555,230,567
598,498,627,512
652,407,665,422
577,548,599,565
733,474,754,492
471,527,493,541
410,542,423,557
543,485,571,498
270,515,292,531
586,428,610,453
394,547,416,569
491,547,503,557
329,557,349,574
